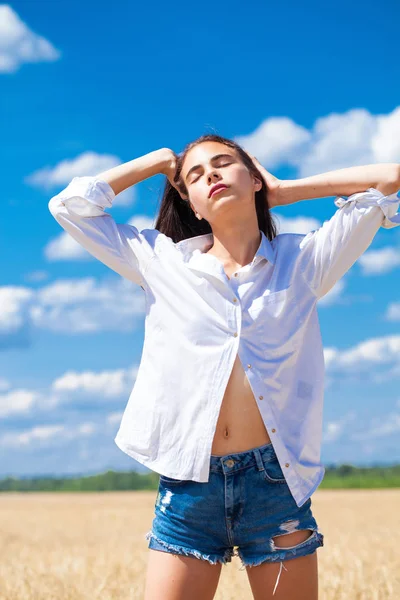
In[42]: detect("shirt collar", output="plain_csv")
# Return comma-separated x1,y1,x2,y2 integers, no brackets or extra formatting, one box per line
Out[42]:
176,229,276,266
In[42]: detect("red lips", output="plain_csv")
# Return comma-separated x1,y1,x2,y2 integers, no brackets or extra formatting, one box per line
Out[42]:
209,183,228,198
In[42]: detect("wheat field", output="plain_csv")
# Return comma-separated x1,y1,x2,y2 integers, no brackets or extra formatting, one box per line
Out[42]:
0,488,399,599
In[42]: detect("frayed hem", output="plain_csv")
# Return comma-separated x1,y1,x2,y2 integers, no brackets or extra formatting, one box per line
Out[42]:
236,529,324,568
145,530,233,565
236,550,288,596
236,530,324,596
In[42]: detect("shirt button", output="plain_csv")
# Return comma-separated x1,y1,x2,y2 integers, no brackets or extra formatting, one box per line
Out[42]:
233,298,237,302
271,428,276,432
233,332,238,337
285,463,290,467
247,364,252,369
234,273,238,277
259,395,263,400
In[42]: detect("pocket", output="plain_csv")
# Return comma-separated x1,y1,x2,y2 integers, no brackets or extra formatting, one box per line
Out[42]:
159,474,186,486
248,288,289,316
261,456,287,484
248,288,300,352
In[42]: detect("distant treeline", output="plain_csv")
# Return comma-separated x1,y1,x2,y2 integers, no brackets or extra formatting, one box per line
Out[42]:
1,464,400,492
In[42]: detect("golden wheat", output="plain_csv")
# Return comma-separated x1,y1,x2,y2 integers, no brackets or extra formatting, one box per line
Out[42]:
0,488,399,599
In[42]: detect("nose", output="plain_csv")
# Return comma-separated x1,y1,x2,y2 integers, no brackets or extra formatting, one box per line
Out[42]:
207,170,221,183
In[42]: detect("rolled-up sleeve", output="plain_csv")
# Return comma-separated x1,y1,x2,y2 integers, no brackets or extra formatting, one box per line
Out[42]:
297,187,400,299
48,176,155,287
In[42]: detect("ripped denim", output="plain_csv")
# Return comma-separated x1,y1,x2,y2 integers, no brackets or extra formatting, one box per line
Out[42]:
145,441,324,595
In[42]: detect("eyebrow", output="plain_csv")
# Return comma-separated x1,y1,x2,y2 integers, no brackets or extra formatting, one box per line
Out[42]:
184,153,235,181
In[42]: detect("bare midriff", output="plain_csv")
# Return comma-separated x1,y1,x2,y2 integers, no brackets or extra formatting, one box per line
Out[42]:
210,353,272,455
207,255,272,456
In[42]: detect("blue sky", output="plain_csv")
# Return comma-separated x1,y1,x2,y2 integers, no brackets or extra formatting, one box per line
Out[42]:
1,0,400,477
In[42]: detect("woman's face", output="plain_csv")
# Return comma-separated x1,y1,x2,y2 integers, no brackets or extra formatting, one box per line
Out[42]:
180,141,262,224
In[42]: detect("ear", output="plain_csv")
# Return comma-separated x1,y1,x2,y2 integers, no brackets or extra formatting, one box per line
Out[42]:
253,175,263,192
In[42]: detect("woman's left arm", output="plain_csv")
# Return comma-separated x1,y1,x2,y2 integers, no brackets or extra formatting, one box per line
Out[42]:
289,165,400,300
277,163,400,206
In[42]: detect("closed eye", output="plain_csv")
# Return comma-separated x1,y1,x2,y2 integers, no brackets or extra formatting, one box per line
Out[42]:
191,162,232,183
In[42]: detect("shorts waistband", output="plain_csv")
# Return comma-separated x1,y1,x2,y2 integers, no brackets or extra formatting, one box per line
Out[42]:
209,442,277,475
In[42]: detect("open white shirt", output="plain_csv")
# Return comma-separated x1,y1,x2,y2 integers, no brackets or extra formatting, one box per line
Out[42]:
48,176,400,507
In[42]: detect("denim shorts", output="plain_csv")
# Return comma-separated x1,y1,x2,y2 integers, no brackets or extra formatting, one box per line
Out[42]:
145,441,324,594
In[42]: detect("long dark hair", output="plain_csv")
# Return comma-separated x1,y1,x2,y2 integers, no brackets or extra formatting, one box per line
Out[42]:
154,134,278,244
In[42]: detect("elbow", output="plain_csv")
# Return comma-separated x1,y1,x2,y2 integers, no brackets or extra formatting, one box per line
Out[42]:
48,195,59,214
375,165,400,195
396,164,400,189
48,195,64,216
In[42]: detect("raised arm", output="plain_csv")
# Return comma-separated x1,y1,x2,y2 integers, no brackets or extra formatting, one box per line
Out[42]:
95,148,172,196
48,148,171,288
290,166,400,299
276,163,400,205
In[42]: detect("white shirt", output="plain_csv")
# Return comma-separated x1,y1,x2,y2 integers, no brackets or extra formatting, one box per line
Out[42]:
48,176,400,507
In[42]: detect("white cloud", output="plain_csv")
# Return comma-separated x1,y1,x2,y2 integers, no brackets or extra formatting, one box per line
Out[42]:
295,109,378,177
51,368,133,398
323,407,400,447
358,246,400,275
0,363,139,418
0,286,34,333
76,422,96,436
27,151,135,207
272,213,321,235
44,231,94,261
107,411,124,425
0,421,97,448
0,276,145,343
323,411,357,443
324,334,400,383
0,388,41,418
371,108,400,163
127,215,156,230
0,5,61,74
350,412,400,441
236,106,400,178
385,302,400,322
23,270,49,283
49,363,139,405
33,276,145,334
234,116,312,169
0,425,65,447
317,279,346,306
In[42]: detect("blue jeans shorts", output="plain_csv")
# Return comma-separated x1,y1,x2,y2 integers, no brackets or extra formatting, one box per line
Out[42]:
145,442,324,594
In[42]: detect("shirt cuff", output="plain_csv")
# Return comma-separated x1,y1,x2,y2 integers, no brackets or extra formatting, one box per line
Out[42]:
334,187,400,229
57,176,116,217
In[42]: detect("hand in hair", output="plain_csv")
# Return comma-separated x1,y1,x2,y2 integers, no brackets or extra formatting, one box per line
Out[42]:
161,149,188,200
245,151,282,208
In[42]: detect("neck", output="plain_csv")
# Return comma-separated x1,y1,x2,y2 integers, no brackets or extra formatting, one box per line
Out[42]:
205,224,261,267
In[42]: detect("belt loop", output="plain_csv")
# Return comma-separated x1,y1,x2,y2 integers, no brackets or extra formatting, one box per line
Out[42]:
253,448,265,472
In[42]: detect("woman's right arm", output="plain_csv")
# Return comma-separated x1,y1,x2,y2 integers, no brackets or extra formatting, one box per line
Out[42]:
96,148,172,196
48,148,172,288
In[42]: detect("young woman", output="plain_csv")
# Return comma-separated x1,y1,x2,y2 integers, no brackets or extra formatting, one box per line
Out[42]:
48,135,400,600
